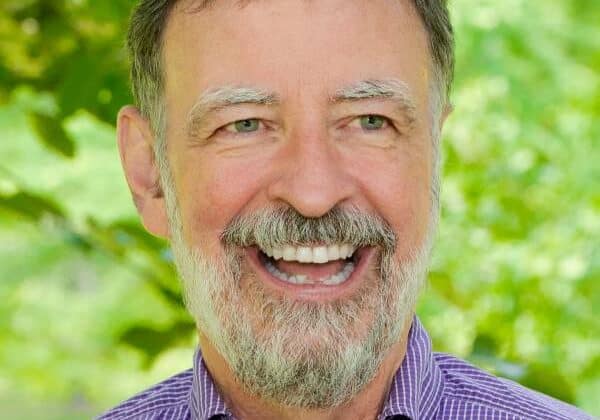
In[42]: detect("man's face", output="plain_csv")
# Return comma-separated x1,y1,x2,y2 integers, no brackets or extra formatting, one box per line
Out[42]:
157,0,438,408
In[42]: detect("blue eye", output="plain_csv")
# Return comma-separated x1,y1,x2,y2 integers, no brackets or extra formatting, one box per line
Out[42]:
231,119,260,133
359,115,387,130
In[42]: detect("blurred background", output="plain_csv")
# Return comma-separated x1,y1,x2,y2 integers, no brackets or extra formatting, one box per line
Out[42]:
0,0,598,418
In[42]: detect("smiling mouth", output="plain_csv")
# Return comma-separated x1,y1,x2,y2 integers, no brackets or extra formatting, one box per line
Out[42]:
255,244,363,286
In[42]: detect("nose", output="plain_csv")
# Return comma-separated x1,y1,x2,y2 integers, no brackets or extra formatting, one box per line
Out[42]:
267,125,356,218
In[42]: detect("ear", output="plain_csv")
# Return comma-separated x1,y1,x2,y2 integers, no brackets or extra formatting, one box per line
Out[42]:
117,106,170,239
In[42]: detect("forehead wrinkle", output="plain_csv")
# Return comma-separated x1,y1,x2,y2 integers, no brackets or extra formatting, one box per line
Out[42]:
186,85,279,137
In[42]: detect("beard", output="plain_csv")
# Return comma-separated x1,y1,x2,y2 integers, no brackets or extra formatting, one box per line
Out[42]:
164,200,436,409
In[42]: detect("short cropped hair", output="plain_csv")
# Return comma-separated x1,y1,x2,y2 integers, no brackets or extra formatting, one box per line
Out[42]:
126,0,454,131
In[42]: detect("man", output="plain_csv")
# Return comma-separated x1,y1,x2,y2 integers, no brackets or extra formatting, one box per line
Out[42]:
99,0,594,419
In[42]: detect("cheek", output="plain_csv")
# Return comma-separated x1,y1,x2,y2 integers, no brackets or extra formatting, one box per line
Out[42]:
385,175,431,256
176,156,268,252
346,143,432,256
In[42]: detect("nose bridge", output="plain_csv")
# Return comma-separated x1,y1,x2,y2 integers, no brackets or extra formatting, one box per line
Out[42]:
292,124,337,182
268,120,354,218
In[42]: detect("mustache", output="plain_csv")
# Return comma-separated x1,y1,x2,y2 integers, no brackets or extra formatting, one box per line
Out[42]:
221,206,396,252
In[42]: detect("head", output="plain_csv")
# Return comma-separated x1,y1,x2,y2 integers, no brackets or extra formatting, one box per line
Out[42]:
118,0,453,409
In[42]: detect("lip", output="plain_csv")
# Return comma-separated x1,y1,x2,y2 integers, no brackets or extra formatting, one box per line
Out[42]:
244,246,377,302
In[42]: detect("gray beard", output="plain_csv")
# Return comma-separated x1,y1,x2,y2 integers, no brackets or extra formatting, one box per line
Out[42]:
169,221,431,408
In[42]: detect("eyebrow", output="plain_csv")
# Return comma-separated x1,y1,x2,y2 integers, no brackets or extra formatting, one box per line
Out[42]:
186,86,279,138
185,78,418,139
331,78,418,126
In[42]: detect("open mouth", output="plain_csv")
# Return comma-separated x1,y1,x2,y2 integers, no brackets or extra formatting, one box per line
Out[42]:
255,244,365,287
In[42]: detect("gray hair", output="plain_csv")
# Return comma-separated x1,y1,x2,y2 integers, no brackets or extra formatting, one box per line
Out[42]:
126,0,454,136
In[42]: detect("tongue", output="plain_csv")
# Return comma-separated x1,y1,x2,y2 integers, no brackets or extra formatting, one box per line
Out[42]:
275,259,347,281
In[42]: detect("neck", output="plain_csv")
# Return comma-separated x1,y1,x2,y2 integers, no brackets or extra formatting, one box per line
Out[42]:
198,316,413,420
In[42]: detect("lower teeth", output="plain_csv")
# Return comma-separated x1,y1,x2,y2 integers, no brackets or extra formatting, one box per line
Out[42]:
264,260,355,286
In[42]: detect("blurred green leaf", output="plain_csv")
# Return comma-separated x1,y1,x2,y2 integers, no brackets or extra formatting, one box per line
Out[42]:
471,334,499,357
119,321,196,367
0,190,65,221
27,111,75,158
520,365,576,404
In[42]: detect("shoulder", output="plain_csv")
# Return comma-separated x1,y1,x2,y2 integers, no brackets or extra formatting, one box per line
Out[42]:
96,369,194,420
433,353,594,420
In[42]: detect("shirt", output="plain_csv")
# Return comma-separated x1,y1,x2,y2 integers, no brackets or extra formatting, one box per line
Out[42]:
97,317,595,420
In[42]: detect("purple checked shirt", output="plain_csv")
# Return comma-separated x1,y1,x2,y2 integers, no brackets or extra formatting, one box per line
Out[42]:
98,317,595,420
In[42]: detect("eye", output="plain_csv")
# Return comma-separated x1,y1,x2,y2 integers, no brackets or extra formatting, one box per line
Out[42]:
225,119,261,133
358,115,388,130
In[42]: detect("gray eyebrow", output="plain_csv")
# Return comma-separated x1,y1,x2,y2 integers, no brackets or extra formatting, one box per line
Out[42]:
186,86,279,137
186,79,417,138
331,78,418,125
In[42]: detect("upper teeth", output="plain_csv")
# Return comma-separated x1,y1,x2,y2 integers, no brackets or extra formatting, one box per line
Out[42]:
262,244,356,263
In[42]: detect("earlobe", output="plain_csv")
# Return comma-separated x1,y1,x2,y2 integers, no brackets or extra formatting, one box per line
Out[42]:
117,106,170,239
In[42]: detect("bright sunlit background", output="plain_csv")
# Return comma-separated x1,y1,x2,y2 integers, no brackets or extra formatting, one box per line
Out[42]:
0,1,598,418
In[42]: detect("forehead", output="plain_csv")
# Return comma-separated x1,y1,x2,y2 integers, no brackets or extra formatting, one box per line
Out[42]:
163,0,431,113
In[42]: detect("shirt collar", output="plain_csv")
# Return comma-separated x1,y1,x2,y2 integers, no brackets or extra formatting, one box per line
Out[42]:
379,316,444,420
189,347,230,420
189,316,443,420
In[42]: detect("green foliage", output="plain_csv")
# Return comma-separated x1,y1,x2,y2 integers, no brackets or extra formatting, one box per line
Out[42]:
0,0,598,418
28,111,76,157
